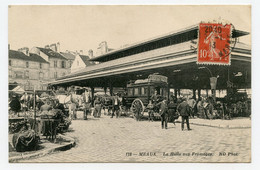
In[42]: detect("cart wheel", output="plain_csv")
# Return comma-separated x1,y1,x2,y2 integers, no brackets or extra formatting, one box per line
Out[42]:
131,99,145,119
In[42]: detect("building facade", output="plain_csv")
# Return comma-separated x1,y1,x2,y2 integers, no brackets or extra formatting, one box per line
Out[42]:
9,49,50,90
30,43,70,81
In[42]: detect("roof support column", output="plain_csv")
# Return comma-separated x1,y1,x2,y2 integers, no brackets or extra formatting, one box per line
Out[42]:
109,80,113,96
91,86,95,106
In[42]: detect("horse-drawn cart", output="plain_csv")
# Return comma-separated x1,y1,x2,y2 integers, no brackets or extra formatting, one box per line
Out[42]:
125,74,169,119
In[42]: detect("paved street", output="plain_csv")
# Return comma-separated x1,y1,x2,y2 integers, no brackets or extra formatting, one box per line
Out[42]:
20,115,251,163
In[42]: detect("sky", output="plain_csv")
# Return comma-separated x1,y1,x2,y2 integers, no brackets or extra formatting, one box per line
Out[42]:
8,5,251,55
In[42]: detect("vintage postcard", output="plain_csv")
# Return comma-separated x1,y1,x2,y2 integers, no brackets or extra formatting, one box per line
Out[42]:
8,5,251,163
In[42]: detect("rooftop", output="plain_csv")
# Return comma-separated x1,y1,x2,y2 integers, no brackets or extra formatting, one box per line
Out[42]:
78,55,95,66
9,50,49,63
60,52,76,60
37,47,67,60
89,24,249,62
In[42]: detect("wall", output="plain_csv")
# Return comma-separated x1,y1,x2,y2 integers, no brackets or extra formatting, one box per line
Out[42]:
70,55,87,73
49,58,70,80
9,58,49,90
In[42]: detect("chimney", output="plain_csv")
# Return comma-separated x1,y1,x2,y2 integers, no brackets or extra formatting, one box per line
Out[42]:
79,50,83,55
88,49,93,58
18,47,29,56
50,43,57,52
45,45,50,49
102,41,108,54
57,42,60,52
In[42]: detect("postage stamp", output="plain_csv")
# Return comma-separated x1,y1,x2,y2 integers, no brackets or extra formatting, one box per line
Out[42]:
197,23,232,65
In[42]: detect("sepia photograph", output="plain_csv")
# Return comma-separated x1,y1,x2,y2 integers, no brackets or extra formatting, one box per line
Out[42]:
7,5,251,163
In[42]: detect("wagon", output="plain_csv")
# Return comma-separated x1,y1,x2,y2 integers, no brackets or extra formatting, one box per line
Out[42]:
125,74,169,119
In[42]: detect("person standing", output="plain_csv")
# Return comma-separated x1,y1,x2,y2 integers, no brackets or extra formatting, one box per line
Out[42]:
187,96,196,118
82,89,91,120
111,93,120,118
94,96,102,118
156,97,168,129
69,91,78,120
177,98,192,131
146,100,154,122
168,98,178,125
9,95,21,115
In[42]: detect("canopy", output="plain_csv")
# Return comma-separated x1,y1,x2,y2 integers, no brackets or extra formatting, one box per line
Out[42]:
11,86,25,94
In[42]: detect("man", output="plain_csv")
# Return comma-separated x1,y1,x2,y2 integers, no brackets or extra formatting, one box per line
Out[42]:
151,90,159,104
168,98,178,125
111,93,120,118
187,96,196,118
177,97,192,131
157,97,168,129
146,100,154,122
53,99,65,114
82,89,91,120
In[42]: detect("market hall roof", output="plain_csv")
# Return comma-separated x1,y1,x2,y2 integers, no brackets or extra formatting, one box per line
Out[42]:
49,40,251,88
89,24,249,62
37,47,67,60
9,50,49,63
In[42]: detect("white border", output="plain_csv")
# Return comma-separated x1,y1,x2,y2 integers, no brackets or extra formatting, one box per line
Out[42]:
1,1,259,170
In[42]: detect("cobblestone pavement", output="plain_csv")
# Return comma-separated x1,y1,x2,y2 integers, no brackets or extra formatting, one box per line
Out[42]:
19,115,251,163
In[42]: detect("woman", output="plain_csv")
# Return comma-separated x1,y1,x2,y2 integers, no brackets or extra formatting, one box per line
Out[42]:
94,96,102,118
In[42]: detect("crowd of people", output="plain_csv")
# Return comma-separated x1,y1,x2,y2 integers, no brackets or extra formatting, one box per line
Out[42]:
9,87,251,133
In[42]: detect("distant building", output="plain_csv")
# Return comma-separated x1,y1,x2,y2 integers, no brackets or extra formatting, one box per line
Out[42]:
30,43,70,81
60,51,77,71
9,49,49,90
96,41,114,56
70,54,95,73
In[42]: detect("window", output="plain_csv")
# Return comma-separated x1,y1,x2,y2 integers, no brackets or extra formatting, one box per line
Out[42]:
39,63,42,69
15,71,23,78
9,60,12,66
26,62,29,68
61,61,66,68
39,72,43,80
141,87,148,96
134,88,139,95
54,61,57,68
128,88,133,96
24,70,29,79
54,72,57,78
141,87,145,95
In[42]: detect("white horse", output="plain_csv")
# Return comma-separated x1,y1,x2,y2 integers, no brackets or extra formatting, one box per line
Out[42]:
56,93,78,119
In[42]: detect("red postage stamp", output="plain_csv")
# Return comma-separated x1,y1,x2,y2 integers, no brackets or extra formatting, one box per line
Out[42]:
198,23,232,65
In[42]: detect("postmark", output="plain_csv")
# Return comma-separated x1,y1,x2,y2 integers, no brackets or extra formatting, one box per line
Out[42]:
197,23,235,65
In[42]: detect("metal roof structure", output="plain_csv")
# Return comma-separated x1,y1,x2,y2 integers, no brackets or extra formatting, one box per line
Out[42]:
89,24,249,62
48,24,251,90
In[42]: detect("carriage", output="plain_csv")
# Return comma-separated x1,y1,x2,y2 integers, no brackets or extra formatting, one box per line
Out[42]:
125,74,169,119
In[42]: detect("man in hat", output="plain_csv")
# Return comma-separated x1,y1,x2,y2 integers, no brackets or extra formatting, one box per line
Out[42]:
177,97,192,131
156,97,168,129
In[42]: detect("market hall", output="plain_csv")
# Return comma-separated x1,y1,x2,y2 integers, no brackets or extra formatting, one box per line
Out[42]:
48,24,251,100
